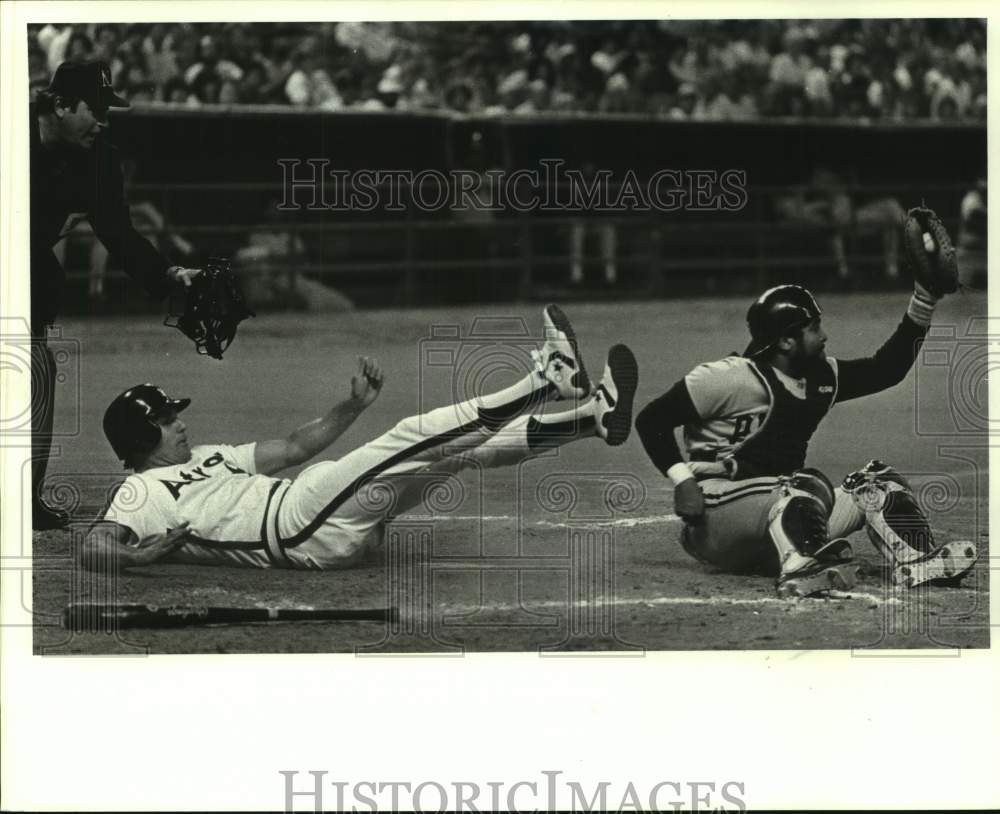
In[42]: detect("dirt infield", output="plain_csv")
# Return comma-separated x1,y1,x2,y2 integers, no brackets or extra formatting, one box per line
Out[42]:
29,291,990,653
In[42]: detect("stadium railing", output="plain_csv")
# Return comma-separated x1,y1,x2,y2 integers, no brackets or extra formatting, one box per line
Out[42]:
56,180,972,308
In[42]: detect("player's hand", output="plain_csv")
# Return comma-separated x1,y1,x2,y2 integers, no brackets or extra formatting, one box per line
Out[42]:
167,266,203,288
674,479,705,525
135,522,191,564
351,356,384,407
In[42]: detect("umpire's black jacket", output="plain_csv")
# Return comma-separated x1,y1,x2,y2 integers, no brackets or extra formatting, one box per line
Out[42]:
30,104,172,330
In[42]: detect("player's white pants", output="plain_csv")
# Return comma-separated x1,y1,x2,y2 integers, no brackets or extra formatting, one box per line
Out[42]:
680,477,866,575
271,379,597,570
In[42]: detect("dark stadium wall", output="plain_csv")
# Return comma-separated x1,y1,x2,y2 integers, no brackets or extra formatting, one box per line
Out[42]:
109,109,986,186
74,109,984,312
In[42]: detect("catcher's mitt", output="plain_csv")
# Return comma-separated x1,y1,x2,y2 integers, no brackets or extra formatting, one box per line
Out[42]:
164,257,255,359
902,206,959,298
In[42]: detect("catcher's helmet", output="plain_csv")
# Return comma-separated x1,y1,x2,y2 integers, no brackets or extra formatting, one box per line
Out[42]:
744,285,822,357
103,384,190,466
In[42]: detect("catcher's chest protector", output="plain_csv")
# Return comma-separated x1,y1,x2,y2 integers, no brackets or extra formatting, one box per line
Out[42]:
731,361,837,478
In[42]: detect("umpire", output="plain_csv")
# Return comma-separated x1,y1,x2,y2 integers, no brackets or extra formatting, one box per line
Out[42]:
30,60,201,530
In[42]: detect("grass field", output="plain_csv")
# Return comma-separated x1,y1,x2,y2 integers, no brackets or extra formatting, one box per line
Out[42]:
29,290,991,653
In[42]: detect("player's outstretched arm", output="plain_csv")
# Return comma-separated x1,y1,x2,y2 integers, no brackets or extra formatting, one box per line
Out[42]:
78,521,190,572
90,147,203,298
253,356,384,476
636,379,706,524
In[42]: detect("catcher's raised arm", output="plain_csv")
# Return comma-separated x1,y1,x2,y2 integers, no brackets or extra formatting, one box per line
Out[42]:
831,204,958,403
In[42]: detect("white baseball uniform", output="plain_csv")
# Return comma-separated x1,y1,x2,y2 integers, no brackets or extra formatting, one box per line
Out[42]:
104,381,594,569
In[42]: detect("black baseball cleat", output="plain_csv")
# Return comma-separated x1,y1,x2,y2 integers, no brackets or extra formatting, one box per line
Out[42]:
594,344,639,446
533,304,591,400
33,499,70,531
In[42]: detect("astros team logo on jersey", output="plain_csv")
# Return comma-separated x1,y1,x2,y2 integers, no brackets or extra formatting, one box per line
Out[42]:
158,451,248,500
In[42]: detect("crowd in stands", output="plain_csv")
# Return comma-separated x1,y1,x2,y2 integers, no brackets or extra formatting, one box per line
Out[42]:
29,19,986,122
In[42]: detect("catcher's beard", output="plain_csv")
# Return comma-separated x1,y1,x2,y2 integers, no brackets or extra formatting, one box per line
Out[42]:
786,340,826,378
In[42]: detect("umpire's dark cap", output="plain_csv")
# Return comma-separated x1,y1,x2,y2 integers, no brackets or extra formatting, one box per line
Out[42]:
47,60,129,119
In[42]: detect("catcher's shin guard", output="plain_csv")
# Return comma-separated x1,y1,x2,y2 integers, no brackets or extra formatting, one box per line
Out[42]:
842,460,977,588
769,469,857,597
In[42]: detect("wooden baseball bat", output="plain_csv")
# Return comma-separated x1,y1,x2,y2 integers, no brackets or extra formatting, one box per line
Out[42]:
63,602,398,629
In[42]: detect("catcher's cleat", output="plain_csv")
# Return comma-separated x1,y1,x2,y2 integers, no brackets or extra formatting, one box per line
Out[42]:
777,558,860,598
532,304,590,399
893,541,977,589
594,344,639,446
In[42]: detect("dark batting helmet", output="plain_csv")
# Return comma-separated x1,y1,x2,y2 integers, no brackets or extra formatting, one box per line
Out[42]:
103,384,190,466
744,285,822,357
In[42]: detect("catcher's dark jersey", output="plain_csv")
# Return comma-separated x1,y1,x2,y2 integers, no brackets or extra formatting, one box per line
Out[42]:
665,355,837,478
29,105,172,328
637,313,929,480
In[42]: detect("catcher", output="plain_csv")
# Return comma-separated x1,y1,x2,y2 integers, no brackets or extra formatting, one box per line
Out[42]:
636,207,977,597
30,60,223,529
79,306,638,571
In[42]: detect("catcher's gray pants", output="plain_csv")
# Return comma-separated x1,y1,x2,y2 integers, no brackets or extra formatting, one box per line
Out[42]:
680,476,866,575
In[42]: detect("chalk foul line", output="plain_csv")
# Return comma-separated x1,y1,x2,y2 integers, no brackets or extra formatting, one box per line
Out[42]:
431,592,900,612
398,513,682,529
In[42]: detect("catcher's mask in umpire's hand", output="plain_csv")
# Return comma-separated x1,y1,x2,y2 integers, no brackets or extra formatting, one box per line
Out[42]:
164,257,255,360
103,384,191,467
744,284,822,357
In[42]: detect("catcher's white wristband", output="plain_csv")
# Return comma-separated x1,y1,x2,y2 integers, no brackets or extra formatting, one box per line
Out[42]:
907,290,936,327
667,462,695,485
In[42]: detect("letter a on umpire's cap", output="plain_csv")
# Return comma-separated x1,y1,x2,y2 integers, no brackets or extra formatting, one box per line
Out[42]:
744,285,822,357
47,60,130,120
104,384,190,466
